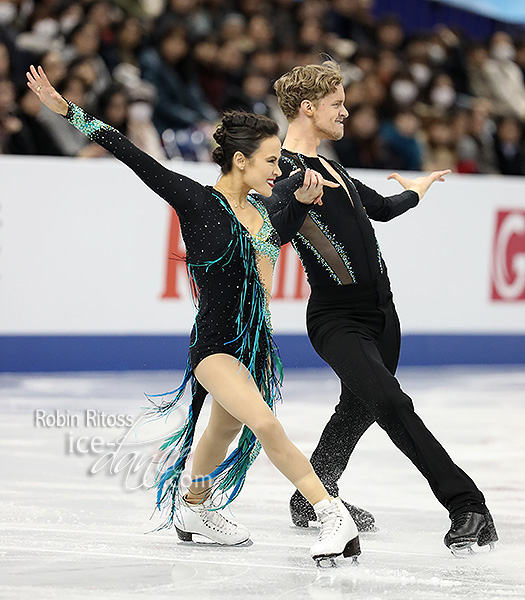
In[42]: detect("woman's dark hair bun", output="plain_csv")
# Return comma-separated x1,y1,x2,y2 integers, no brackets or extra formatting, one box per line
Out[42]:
222,112,257,129
211,110,279,173
213,124,227,146
211,146,226,167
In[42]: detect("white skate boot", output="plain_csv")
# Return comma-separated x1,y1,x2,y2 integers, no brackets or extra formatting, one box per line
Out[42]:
310,497,361,567
175,497,250,546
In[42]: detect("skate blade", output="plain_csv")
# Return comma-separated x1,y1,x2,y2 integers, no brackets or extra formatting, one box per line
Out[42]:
314,555,359,568
175,527,252,547
450,540,497,558
315,557,338,569
450,541,476,558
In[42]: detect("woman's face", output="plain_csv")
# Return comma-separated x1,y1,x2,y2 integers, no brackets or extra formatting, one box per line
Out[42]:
242,135,282,197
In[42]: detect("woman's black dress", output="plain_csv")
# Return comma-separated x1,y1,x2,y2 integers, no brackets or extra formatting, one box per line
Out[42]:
63,102,307,526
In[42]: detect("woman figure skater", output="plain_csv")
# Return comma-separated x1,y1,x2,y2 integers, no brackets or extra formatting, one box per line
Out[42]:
26,65,359,565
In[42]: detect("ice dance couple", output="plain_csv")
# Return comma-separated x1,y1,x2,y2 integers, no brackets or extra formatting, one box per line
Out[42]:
27,59,497,564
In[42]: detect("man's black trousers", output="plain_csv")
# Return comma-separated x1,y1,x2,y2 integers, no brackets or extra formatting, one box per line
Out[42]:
305,272,486,516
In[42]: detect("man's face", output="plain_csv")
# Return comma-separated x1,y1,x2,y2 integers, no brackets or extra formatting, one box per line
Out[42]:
311,84,348,141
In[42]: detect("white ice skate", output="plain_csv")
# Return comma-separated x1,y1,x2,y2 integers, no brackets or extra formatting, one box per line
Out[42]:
310,497,361,567
175,497,250,546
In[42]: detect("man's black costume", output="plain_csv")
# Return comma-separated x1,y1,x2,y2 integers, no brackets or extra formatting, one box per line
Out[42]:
269,151,496,548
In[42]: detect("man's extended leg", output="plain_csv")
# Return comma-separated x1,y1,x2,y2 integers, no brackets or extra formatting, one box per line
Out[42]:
290,383,377,531
313,324,497,553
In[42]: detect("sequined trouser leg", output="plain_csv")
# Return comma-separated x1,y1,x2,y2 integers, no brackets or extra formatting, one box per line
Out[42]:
305,274,486,516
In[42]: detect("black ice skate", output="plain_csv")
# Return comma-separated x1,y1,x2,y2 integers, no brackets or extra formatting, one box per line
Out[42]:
444,510,498,557
290,489,377,532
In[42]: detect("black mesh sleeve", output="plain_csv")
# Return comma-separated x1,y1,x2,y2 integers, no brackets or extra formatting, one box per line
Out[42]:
353,179,419,222
63,101,204,214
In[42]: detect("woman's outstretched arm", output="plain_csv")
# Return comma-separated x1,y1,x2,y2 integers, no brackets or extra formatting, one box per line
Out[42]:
26,65,203,214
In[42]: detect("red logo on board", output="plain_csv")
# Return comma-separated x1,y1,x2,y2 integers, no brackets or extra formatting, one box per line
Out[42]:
491,210,525,301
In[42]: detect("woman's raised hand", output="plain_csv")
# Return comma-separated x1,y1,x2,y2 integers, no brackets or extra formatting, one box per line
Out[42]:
26,65,68,116
295,168,339,206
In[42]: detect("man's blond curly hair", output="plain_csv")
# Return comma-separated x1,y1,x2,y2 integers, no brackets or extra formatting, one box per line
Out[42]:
274,61,343,121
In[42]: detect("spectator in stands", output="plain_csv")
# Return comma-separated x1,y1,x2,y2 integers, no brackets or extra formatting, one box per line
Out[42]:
222,70,272,117
516,40,525,82
333,103,392,169
375,15,405,53
85,0,118,47
247,15,275,52
110,15,145,70
63,19,112,101
96,83,130,131
482,32,525,120
68,55,105,111
5,85,62,155
272,0,298,43
216,39,247,97
383,71,420,118
465,43,493,101
362,73,388,115
193,38,224,110
424,72,459,116
352,47,378,79
0,76,19,153
1,0,525,176
455,99,498,174
427,26,467,96
493,116,525,176
421,118,457,172
0,41,10,79
140,20,216,135
343,80,367,114
40,50,67,87
250,48,279,80
381,108,423,171
126,87,166,160
325,0,375,47
376,49,401,89
156,0,212,42
405,36,433,91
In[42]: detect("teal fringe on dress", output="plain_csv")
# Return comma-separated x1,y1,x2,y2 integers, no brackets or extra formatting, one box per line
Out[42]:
147,193,283,529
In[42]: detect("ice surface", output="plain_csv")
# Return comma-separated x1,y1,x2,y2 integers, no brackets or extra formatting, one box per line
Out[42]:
1,367,524,600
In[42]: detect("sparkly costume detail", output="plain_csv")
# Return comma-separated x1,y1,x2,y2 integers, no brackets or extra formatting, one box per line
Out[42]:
247,195,281,269
293,234,342,285
247,194,281,332
63,101,305,528
268,150,419,287
308,211,356,284
65,101,113,139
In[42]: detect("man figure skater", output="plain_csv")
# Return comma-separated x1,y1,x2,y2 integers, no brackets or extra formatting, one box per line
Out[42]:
269,61,497,555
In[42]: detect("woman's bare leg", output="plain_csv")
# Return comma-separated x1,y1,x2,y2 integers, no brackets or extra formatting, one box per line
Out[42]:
186,398,243,503
193,353,330,506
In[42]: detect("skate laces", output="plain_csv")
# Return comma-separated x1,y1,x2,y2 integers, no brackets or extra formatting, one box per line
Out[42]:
198,504,237,533
450,512,472,531
317,502,343,541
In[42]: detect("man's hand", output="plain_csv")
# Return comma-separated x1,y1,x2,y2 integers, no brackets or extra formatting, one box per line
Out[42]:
294,168,339,206
386,170,452,200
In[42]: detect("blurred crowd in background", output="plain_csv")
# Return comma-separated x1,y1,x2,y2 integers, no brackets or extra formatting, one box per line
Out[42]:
2,0,525,175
